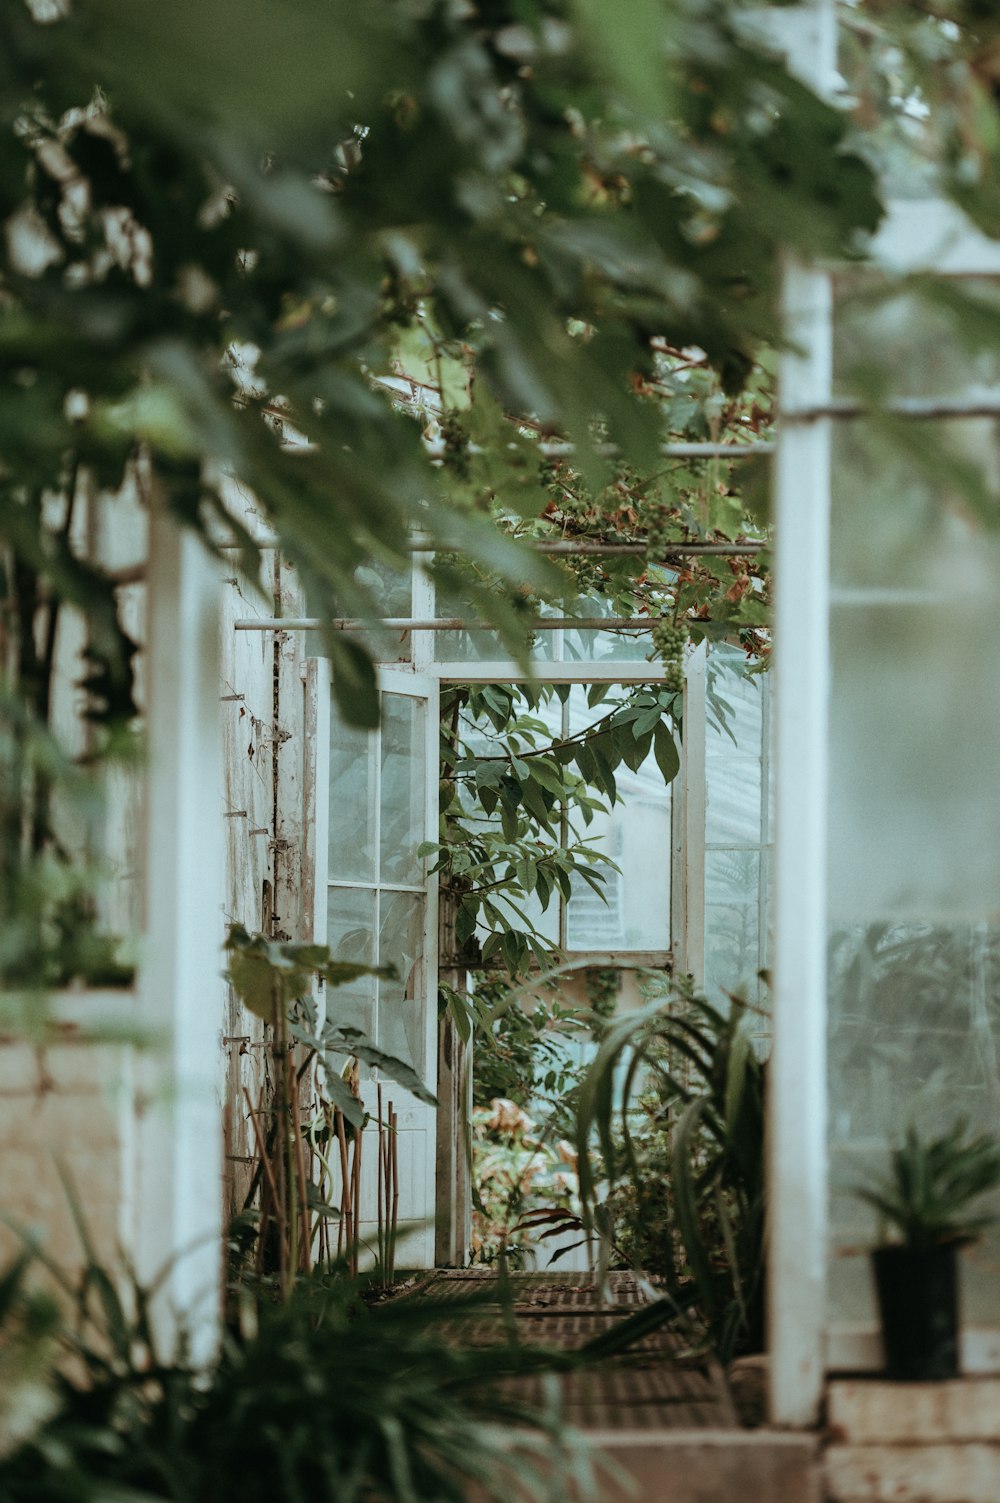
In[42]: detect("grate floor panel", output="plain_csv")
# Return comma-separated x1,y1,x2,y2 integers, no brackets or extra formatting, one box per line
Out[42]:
410,1269,738,1432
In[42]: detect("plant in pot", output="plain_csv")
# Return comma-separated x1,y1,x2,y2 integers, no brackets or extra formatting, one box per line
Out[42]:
855,1120,1000,1381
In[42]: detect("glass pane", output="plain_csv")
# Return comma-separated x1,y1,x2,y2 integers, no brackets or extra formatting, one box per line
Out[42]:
561,686,671,951
329,717,376,883
834,278,1000,404
379,693,426,886
351,560,413,664
705,648,764,846
704,847,762,1003
377,892,425,1075
433,588,664,667
827,278,1000,1336
559,593,658,666
828,922,1000,1327
353,559,412,618
326,887,376,1038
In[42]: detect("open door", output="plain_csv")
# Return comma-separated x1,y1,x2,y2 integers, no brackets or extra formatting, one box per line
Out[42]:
316,665,439,1269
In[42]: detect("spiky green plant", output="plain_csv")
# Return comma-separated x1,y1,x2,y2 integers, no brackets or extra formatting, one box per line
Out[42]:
855,1121,1000,1252
574,976,766,1363
0,1225,597,1503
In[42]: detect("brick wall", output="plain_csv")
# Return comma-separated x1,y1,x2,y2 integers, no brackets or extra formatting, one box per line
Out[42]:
0,1030,135,1281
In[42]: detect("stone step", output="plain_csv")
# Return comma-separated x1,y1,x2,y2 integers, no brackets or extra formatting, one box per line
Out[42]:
824,1443,1000,1503
576,1430,819,1503
828,1378,1000,1445
469,1429,821,1503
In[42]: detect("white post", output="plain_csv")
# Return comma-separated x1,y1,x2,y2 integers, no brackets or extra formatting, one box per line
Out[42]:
136,504,225,1361
768,261,833,1425
762,0,837,1428
681,642,707,983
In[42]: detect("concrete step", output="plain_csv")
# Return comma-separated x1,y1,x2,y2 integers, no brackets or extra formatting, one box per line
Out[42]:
580,1429,819,1503
472,1428,820,1503
828,1378,1000,1444
824,1443,1000,1503
825,1380,1000,1503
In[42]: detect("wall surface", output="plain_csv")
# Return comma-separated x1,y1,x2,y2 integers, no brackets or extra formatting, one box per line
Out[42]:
0,1027,135,1277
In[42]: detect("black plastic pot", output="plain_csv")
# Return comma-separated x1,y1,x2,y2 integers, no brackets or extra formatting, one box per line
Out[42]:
872,1242,960,1381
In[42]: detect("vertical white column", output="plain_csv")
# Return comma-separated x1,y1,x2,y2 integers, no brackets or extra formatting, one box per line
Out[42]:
681,641,707,983
766,0,837,1428
137,503,224,1361
768,261,833,1425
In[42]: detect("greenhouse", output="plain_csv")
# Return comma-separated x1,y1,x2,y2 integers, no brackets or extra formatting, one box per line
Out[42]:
3,2,1000,1501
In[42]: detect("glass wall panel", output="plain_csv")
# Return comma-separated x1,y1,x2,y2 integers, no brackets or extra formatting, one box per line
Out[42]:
351,560,414,664
705,661,763,845
704,848,763,1002
827,280,1000,1336
434,587,669,669
380,694,426,886
329,719,376,883
378,892,425,1074
703,645,771,1017
562,685,671,951
327,685,429,1083
326,886,377,1038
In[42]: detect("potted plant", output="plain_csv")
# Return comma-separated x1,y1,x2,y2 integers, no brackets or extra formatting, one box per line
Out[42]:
855,1120,1000,1381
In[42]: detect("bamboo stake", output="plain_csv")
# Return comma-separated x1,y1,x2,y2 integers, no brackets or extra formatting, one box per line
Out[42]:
244,1085,282,1273
377,1084,385,1281
335,1109,352,1260
351,1120,363,1279
289,1064,313,1274
389,1107,399,1286
283,1054,297,1287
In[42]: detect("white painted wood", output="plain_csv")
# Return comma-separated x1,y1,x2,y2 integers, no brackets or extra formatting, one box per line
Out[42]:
273,560,309,944
309,660,331,950
762,0,837,1428
136,505,225,1361
681,642,707,984
768,259,834,1427
219,550,275,1215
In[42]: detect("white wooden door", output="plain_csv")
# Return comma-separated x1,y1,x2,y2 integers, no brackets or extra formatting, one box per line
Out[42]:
316,665,439,1269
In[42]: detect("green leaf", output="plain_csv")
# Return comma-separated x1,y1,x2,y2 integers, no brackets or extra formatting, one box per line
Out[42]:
328,637,379,730
620,730,649,773
653,721,680,784
227,948,282,1024
330,1027,437,1106
520,777,554,829
455,901,478,948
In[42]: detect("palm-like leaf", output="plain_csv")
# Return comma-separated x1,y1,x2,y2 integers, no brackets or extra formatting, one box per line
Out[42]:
574,975,766,1362
855,1121,1000,1251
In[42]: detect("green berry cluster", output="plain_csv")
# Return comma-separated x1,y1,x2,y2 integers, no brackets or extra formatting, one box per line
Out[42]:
644,509,680,559
651,618,688,694
565,556,606,596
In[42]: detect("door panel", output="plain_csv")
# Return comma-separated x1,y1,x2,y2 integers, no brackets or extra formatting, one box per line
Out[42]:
319,667,439,1268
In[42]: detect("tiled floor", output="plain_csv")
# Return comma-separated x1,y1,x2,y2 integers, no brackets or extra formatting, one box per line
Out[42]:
410,1268,739,1432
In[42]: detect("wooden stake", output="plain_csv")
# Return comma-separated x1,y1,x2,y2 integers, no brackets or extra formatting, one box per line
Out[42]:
244,1084,284,1251
289,1064,312,1274
351,1120,362,1278
335,1109,352,1260
389,1107,399,1285
377,1084,384,1280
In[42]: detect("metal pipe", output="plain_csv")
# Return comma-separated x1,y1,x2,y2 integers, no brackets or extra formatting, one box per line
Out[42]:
515,540,765,556
235,615,676,633
781,396,1000,421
